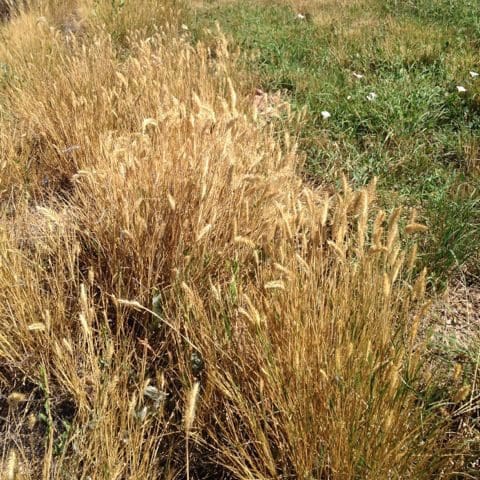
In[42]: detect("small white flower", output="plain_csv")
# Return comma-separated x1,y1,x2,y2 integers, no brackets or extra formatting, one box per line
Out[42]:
321,111,331,120
352,72,364,79
456,85,467,93
469,71,479,79
347,95,353,100
296,13,306,20
366,92,377,101
181,24,189,31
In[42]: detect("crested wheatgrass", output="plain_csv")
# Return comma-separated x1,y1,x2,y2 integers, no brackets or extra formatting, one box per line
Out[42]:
0,1,465,479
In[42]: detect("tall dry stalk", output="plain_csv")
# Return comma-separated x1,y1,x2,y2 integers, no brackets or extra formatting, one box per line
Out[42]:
0,1,465,478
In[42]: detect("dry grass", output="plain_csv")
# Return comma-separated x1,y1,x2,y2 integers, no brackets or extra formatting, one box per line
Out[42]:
0,1,473,478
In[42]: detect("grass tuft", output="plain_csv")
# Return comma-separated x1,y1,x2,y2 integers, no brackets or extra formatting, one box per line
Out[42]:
0,1,477,478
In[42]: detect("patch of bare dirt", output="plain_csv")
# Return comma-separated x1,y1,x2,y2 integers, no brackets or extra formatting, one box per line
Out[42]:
426,283,480,476
430,282,480,346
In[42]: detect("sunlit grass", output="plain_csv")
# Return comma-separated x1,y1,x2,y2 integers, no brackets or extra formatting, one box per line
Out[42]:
0,1,478,478
190,0,480,283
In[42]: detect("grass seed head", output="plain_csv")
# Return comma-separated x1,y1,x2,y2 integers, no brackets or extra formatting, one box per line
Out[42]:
453,385,471,403
185,381,200,434
405,223,428,235
7,392,27,406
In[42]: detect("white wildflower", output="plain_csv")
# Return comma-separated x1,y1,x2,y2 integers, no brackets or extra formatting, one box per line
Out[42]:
469,71,479,79
456,85,467,93
321,111,331,120
366,92,377,101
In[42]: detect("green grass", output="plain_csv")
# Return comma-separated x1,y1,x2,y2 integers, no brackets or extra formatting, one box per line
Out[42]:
190,0,480,284
384,0,480,37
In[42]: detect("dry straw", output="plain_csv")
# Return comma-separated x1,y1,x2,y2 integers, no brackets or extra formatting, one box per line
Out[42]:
0,1,462,478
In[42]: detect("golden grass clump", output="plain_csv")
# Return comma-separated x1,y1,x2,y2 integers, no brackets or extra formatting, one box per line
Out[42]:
0,1,464,478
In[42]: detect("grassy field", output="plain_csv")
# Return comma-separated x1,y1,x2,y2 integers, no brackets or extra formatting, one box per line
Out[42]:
0,1,478,478
191,0,480,285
